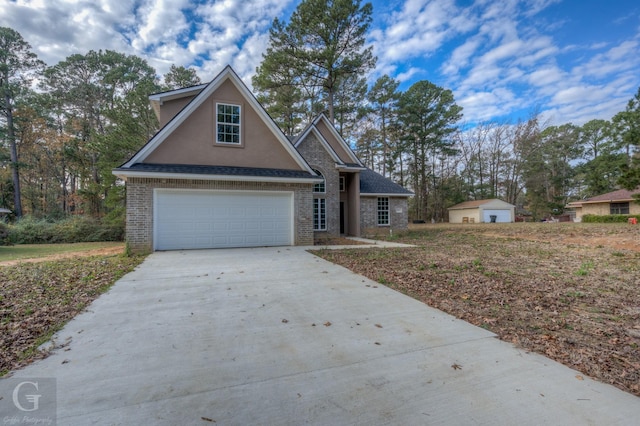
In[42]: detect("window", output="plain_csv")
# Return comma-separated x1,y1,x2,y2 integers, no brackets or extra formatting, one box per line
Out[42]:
313,198,326,230
377,197,389,226
610,202,629,215
313,169,325,193
339,176,346,192
216,103,241,144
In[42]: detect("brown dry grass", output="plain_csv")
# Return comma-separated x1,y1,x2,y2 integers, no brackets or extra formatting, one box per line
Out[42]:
314,223,640,396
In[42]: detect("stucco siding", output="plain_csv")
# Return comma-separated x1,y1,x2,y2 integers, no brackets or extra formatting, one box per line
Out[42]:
125,177,313,253
449,209,481,223
145,79,302,170
581,202,640,217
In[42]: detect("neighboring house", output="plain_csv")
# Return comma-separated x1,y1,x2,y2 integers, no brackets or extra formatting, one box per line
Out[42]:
113,65,412,252
566,187,640,221
448,199,515,223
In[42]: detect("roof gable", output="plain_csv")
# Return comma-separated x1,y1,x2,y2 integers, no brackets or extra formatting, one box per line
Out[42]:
120,66,312,173
294,125,344,164
310,114,363,167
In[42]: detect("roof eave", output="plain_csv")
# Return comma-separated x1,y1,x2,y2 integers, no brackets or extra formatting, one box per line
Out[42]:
112,170,323,184
361,192,413,197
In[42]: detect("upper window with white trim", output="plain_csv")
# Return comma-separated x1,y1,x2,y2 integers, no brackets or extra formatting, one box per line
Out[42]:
216,103,241,144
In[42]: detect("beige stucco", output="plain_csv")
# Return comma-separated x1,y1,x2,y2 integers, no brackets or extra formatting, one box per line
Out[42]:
159,96,195,128
577,201,640,218
449,208,481,224
314,119,355,164
144,79,302,171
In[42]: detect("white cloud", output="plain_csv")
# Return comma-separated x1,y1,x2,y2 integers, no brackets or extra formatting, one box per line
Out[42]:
0,0,638,128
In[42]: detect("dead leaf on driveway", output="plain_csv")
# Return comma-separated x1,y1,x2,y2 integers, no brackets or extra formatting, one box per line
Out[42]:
375,324,383,328
451,363,462,370
281,319,289,323
324,321,332,327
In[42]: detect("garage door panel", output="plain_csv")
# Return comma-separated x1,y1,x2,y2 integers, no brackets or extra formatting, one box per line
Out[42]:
155,190,293,250
483,209,512,223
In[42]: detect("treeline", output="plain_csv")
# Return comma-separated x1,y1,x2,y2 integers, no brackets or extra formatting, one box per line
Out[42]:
2,0,640,227
250,0,640,221
0,27,200,223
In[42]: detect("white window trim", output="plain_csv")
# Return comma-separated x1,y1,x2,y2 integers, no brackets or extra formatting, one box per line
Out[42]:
312,169,326,194
339,176,346,192
314,198,327,231
377,197,390,226
216,102,242,145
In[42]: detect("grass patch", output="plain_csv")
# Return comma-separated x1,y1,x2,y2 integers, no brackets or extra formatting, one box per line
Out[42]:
314,223,640,397
0,253,145,375
0,242,124,262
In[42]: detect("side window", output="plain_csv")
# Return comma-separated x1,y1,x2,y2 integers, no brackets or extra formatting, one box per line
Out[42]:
313,198,326,231
377,197,389,226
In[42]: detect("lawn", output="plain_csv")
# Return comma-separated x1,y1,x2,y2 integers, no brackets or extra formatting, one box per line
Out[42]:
0,241,124,263
314,223,640,397
0,252,145,375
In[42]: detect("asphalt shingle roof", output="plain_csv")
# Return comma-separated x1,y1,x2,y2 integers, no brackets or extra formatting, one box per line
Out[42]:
359,168,413,195
115,163,318,179
583,187,640,203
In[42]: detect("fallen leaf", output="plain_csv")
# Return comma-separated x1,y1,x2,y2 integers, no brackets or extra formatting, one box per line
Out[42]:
575,375,584,381
451,363,462,370
281,319,289,323
324,321,332,327
201,417,215,422
375,324,383,328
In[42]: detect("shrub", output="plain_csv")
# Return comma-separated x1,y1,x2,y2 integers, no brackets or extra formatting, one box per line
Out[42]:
582,214,640,223
7,216,124,244
0,222,9,245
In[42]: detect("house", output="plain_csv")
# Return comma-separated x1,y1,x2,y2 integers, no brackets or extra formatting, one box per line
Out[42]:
566,187,640,221
448,199,515,223
113,66,412,252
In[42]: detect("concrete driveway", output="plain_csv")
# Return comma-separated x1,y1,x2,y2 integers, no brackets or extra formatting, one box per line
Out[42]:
2,246,640,425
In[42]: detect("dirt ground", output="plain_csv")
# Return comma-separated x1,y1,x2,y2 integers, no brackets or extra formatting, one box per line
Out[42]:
314,223,640,397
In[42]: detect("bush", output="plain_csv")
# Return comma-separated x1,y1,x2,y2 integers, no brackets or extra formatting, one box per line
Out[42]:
7,216,124,244
582,214,640,223
0,222,9,245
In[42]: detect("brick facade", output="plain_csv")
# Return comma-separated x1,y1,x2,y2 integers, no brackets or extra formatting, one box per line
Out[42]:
125,177,313,253
360,196,409,236
295,133,341,237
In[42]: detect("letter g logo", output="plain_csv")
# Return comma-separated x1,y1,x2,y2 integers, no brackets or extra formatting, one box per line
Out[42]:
12,381,41,412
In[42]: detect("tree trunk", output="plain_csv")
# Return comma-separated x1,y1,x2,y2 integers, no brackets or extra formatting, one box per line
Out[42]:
327,88,334,123
5,91,23,217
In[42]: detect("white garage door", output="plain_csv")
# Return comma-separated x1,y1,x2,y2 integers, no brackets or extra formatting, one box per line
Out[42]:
483,209,512,223
154,190,293,250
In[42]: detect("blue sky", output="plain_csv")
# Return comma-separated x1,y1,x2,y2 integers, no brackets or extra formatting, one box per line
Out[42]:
1,0,639,126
